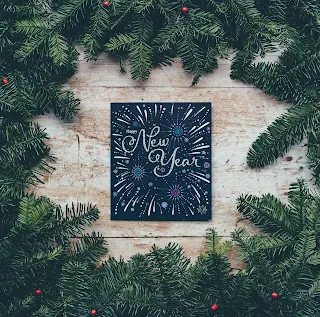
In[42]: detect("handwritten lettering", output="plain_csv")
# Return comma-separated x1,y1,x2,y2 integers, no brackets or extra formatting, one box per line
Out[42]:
122,126,200,177
122,126,169,153
149,148,200,177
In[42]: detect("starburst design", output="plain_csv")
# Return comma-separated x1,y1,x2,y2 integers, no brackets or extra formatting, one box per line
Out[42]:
168,184,183,200
172,125,184,137
132,166,145,180
197,205,207,215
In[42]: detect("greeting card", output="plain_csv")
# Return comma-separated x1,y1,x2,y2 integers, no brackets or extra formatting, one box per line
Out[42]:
111,102,212,221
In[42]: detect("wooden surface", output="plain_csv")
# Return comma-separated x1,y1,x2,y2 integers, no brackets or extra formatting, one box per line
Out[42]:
33,48,313,267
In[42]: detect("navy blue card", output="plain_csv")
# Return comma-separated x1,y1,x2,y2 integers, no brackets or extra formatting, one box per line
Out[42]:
111,102,212,221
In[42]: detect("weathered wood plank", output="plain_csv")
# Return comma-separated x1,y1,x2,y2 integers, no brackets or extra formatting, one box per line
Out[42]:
72,47,279,89
34,86,312,238
68,60,249,88
31,50,314,261
100,237,245,269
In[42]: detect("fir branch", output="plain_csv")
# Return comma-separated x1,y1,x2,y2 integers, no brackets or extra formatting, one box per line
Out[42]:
232,228,263,262
50,0,94,31
48,34,69,66
15,32,49,62
5,296,35,317
287,180,315,231
146,243,192,308
16,194,54,232
178,33,206,84
96,256,153,314
69,232,107,265
130,41,153,81
154,0,174,22
15,19,50,37
0,249,60,294
0,21,14,53
189,9,224,40
306,252,320,266
82,2,111,60
204,228,232,256
0,73,73,118
235,180,320,282
247,105,320,168
0,163,53,199
105,33,137,52
282,230,316,295
52,261,94,316
237,193,296,235
254,0,287,22
0,121,50,169
155,24,182,53
53,203,100,238
233,231,294,261
109,0,139,30
308,129,320,186
135,0,155,14
52,89,80,119
117,284,163,317
308,276,320,298
252,235,293,258
243,52,320,105
0,119,54,198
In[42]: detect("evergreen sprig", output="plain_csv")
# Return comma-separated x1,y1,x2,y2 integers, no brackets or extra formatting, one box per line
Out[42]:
247,105,319,168
308,129,320,185
0,194,107,317
0,119,53,199
233,179,320,268
229,1,320,180
232,180,320,316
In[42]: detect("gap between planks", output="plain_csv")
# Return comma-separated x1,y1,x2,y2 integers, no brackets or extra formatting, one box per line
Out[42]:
88,235,232,239
65,85,256,89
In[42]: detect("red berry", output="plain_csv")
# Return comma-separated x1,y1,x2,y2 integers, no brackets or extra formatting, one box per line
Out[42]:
2,78,8,85
181,6,189,13
271,292,279,299
35,289,42,295
211,303,218,311
91,310,97,315
103,1,110,7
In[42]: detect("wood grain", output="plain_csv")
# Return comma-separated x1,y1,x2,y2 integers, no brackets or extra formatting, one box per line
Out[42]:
33,48,313,264
101,237,245,269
